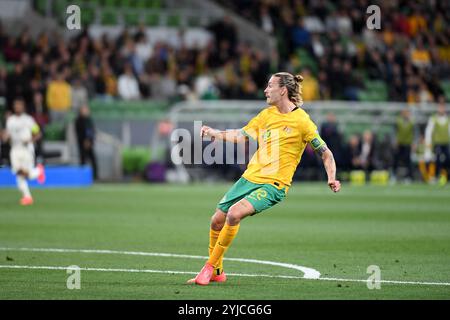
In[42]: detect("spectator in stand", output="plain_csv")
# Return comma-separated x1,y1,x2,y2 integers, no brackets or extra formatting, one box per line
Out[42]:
258,4,275,34
71,77,89,113
417,81,434,106
300,68,319,101
410,38,431,69
341,60,362,101
347,134,362,171
291,18,311,49
88,64,107,100
208,16,238,56
360,130,376,175
102,66,118,100
46,72,71,122
118,64,141,101
0,0,449,112
311,33,325,59
408,8,427,38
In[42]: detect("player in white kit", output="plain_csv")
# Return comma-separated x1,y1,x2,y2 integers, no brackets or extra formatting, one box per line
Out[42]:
3,98,46,205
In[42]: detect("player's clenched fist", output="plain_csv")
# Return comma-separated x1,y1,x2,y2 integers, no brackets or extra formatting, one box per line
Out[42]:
328,180,341,193
200,125,216,138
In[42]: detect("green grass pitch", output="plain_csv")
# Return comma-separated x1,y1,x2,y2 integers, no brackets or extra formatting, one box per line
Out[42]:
0,182,450,299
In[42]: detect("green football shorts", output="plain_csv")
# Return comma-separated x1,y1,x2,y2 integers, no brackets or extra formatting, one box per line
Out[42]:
217,177,287,214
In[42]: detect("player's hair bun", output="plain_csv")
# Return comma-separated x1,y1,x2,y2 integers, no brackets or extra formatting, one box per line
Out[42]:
294,75,304,83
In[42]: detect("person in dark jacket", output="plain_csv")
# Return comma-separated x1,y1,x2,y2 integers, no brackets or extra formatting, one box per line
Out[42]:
75,104,98,180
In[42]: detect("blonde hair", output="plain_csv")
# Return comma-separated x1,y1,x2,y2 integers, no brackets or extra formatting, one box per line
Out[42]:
274,72,304,106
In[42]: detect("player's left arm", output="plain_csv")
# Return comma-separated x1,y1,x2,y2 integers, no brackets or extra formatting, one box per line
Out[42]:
309,135,341,193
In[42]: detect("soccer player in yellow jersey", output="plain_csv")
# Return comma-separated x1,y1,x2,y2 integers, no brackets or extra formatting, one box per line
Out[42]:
188,72,341,285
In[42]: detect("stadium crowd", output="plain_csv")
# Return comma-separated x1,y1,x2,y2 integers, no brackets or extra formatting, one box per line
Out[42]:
0,0,448,113
0,0,449,183
219,0,450,102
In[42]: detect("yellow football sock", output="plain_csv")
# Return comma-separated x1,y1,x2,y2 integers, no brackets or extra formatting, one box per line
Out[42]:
429,162,436,180
419,161,428,182
208,229,223,274
208,223,240,269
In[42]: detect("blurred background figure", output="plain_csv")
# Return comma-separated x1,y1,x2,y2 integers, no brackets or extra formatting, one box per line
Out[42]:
71,77,89,113
393,108,415,182
425,97,450,184
347,134,361,171
46,72,71,123
320,112,343,171
75,105,98,180
118,63,141,101
359,130,376,176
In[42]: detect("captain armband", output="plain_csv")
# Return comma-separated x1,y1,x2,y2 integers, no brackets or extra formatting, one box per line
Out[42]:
31,124,40,135
309,135,328,156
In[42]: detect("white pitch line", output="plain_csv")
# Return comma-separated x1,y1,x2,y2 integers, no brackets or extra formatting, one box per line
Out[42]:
0,265,311,280
1,265,450,287
0,247,320,279
1,247,450,286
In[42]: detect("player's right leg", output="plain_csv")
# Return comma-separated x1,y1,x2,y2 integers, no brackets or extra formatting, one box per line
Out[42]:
15,169,33,206
187,209,227,284
209,210,227,282
11,147,33,205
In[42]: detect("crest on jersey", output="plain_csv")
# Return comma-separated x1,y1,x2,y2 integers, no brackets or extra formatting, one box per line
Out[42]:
283,126,292,134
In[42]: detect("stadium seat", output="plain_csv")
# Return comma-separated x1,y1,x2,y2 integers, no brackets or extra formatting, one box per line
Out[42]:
101,9,119,25
145,13,159,26
167,14,181,27
187,16,200,27
53,0,67,21
149,0,162,9
296,48,318,75
81,7,96,25
358,80,388,101
124,11,141,26
35,0,47,15
44,123,66,141
80,0,101,9
135,0,148,9
350,170,366,185
119,0,133,8
370,170,389,186
103,0,118,7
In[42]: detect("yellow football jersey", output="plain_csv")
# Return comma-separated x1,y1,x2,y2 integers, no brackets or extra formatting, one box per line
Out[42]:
241,105,324,189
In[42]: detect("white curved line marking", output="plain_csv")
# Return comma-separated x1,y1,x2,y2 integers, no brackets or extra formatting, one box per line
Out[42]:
3,247,450,286
0,247,320,279
0,265,449,286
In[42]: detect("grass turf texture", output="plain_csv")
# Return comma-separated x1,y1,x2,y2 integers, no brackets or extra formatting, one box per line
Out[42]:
0,183,449,299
